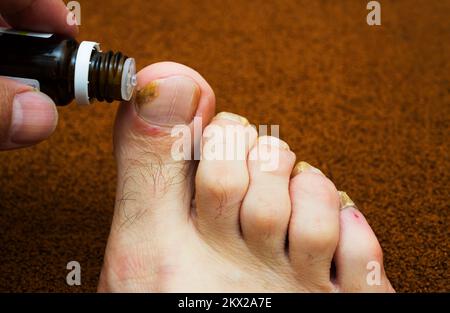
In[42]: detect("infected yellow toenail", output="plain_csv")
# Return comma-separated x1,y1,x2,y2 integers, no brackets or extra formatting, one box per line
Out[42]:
135,80,159,108
134,76,200,126
214,112,249,126
338,191,356,210
291,161,323,177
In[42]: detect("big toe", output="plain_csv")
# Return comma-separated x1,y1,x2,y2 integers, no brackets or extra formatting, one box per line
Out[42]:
99,62,215,291
112,62,215,231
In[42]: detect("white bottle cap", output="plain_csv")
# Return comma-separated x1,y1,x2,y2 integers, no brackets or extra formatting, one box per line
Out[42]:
74,41,100,106
121,57,137,101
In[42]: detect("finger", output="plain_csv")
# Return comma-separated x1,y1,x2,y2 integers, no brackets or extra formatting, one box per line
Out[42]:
0,77,58,150
0,0,78,37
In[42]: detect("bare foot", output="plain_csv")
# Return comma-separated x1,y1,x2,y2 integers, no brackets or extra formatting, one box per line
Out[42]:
98,62,394,293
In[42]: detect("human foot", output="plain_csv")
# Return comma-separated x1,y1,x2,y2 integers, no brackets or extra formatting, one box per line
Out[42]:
98,62,394,292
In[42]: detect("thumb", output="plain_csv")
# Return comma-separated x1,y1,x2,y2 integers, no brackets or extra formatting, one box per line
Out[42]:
0,78,58,150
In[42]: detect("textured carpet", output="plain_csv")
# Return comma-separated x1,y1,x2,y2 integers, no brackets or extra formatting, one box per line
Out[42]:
0,0,448,292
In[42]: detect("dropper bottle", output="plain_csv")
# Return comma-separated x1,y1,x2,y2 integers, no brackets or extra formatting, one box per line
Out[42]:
0,28,137,106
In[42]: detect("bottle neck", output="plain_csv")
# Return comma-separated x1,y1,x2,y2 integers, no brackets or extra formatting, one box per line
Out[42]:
74,41,136,105
88,50,128,102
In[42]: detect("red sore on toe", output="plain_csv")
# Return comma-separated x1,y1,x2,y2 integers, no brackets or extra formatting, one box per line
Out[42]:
133,116,164,136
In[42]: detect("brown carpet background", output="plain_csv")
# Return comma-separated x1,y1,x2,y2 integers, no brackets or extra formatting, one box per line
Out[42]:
0,0,449,292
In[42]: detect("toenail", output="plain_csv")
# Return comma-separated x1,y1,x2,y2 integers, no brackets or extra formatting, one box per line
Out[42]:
291,161,323,177
338,191,356,210
258,136,290,150
213,112,249,126
134,76,200,127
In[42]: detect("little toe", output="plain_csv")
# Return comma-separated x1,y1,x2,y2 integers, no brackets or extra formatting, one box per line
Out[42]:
335,193,395,292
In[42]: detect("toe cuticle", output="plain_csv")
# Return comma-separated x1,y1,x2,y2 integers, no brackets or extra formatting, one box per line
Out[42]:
291,161,323,177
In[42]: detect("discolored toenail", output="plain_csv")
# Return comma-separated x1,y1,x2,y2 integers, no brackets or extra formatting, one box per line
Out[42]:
338,191,356,210
291,161,323,177
135,76,200,127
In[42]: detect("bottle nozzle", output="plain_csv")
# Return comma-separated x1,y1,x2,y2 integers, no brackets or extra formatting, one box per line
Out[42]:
121,57,137,101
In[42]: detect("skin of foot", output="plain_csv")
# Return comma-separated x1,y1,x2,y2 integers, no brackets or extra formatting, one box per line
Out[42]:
98,62,395,293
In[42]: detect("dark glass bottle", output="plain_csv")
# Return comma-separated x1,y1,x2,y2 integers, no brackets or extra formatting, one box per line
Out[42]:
0,28,136,106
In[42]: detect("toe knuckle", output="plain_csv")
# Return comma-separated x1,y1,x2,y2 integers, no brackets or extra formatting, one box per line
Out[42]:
299,227,338,252
248,204,287,231
198,170,248,200
219,175,248,196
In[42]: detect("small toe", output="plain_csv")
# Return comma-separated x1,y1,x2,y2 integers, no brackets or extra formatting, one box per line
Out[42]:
240,136,296,259
195,112,257,239
288,163,340,289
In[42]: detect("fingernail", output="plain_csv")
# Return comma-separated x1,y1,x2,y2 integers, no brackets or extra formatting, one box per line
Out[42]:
10,91,58,145
259,136,290,150
338,191,356,210
291,161,323,177
214,112,249,126
135,76,200,126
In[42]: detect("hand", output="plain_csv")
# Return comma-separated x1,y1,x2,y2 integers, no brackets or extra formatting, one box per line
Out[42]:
0,0,78,150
